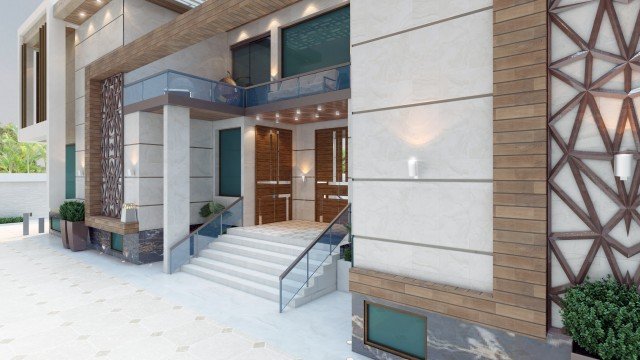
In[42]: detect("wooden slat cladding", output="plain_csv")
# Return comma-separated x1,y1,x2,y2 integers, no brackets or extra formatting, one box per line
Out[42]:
36,24,47,124
315,127,348,222
255,126,292,224
21,44,27,129
350,1,549,339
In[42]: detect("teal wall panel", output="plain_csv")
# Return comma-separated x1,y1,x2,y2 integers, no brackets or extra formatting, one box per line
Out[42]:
219,128,242,197
282,6,350,77
366,303,426,360
65,144,76,199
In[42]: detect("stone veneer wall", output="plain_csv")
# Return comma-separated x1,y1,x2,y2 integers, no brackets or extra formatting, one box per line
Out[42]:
350,0,555,358
89,227,163,264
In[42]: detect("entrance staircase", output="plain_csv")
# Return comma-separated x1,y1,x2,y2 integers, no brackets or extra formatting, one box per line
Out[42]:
181,226,339,308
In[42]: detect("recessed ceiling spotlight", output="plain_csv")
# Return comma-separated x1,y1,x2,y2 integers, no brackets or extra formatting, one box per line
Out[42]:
317,105,323,111
315,113,320,118
275,112,280,118
79,11,86,17
335,111,341,116
256,115,261,121
96,0,102,4
296,109,301,115
294,116,299,121
275,118,280,124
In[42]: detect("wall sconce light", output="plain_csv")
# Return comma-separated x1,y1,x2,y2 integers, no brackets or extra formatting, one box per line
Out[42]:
302,175,307,183
614,153,634,181
77,168,84,177
126,168,136,177
408,158,419,179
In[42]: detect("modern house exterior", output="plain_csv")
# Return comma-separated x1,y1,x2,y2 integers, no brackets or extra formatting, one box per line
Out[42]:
15,0,640,359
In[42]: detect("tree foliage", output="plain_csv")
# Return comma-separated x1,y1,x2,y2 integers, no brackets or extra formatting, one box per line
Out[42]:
0,124,46,173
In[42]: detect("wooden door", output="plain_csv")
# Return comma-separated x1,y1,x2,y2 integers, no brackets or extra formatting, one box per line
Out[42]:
255,126,292,224
315,127,348,223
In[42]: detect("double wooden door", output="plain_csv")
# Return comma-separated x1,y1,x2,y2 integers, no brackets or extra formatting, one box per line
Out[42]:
315,127,348,223
255,126,292,225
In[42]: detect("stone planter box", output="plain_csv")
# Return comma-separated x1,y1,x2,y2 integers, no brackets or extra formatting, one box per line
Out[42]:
66,221,88,252
337,258,351,292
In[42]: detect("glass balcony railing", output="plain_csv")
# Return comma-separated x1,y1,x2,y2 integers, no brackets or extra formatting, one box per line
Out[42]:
123,64,351,109
245,64,351,107
123,70,245,107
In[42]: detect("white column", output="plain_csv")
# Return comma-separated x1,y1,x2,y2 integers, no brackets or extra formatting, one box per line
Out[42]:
46,3,67,213
163,105,190,273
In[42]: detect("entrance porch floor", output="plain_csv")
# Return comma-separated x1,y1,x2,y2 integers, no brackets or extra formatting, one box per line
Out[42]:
234,220,327,243
0,229,366,360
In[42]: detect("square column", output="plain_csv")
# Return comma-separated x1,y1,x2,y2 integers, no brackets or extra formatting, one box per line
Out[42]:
163,105,190,273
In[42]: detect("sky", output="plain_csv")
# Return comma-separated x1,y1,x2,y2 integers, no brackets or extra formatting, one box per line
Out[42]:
0,0,46,127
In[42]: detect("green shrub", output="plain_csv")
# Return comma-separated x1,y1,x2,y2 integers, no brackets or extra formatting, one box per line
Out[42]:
0,217,23,224
561,276,640,360
199,202,225,218
342,246,352,262
59,201,85,222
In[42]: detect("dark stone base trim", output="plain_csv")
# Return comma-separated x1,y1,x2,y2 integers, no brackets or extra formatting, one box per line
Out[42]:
89,227,163,265
351,293,572,360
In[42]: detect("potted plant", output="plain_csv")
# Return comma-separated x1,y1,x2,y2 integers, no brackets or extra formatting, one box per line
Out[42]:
59,201,88,252
199,201,225,218
561,276,640,360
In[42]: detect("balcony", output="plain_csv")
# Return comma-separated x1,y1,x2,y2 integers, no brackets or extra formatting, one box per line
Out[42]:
123,65,351,122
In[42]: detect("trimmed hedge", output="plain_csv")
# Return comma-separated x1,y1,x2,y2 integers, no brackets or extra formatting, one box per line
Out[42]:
59,201,85,222
0,217,23,224
561,276,640,360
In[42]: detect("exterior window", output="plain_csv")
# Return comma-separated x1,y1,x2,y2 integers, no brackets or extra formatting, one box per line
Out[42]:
232,36,271,87
219,128,242,197
281,6,350,78
66,144,76,199
365,302,427,360
111,233,123,252
50,217,61,232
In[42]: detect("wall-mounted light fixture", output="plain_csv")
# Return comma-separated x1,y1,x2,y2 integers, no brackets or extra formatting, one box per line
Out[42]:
302,175,306,183
408,158,419,179
120,203,138,223
614,153,634,181
126,168,136,177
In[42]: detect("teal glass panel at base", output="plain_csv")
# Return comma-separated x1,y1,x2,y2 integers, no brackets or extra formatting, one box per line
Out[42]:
366,303,427,360
219,128,241,197
281,6,350,78
111,233,123,252
65,144,76,199
51,217,61,232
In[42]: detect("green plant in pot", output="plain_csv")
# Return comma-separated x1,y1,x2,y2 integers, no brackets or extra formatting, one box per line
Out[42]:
561,276,640,360
199,202,225,218
59,201,88,252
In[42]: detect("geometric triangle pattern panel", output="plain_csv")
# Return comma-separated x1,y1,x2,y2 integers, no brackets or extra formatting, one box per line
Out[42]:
549,0,640,326
101,73,124,218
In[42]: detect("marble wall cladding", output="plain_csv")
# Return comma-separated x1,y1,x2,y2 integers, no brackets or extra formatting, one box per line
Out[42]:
123,0,177,45
351,294,572,360
138,205,163,231
75,69,85,100
351,97,492,180
350,9,492,112
75,96,85,125
88,227,163,264
190,148,214,177
75,16,124,71
124,33,229,85
293,200,315,221
243,122,256,226
352,181,492,253
75,177,85,199
191,120,214,149
75,122,85,151
351,0,492,45
191,177,214,203
354,237,493,292
75,0,123,45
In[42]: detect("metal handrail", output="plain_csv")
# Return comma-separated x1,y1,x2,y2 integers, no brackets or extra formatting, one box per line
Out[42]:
279,203,351,312
168,197,243,253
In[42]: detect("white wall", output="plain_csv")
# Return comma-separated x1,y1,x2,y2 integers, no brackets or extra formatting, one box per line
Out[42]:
0,174,48,217
350,0,494,292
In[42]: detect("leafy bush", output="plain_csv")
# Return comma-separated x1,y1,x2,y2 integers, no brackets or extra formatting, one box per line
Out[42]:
0,124,46,173
199,202,225,218
561,276,640,360
59,201,85,222
342,246,352,262
0,217,23,224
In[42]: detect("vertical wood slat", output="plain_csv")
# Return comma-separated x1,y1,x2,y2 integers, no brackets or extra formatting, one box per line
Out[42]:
36,24,47,124
21,43,27,129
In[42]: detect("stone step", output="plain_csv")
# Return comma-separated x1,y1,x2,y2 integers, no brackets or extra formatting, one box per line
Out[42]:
208,241,326,267
216,234,329,261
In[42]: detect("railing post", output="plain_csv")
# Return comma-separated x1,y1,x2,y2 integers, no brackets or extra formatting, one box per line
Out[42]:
306,252,309,287
279,279,283,313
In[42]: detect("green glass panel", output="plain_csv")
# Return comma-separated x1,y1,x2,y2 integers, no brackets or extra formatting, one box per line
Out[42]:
51,217,61,232
111,233,123,252
219,128,241,197
232,36,271,87
367,303,426,360
282,6,350,78
65,144,76,199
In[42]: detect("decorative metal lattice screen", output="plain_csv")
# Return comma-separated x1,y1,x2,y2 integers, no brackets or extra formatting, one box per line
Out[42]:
549,0,640,326
101,73,124,218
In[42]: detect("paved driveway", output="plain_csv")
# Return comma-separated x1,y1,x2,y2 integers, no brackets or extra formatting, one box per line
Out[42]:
0,234,295,360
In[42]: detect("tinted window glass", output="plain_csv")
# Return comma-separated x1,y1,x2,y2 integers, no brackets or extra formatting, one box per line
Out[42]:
366,303,426,360
232,36,271,87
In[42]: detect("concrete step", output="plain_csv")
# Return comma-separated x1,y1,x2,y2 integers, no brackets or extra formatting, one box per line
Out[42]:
216,234,329,261
208,242,326,268
226,227,312,247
